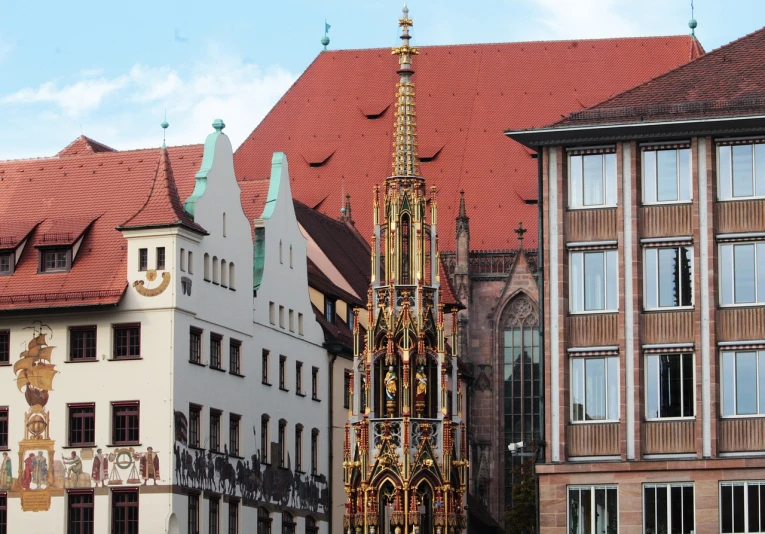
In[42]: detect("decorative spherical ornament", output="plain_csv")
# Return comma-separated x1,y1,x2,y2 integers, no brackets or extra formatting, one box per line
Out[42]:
689,18,698,30
321,35,330,47
27,414,47,438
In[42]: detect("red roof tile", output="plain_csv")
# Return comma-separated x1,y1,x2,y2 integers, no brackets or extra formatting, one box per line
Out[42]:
238,178,271,237
57,135,117,157
0,144,204,311
234,36,704,251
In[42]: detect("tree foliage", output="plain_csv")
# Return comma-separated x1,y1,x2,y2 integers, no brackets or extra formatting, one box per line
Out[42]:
504,455,537,534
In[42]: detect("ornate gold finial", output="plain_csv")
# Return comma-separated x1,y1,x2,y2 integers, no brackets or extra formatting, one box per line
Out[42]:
391,4,420,178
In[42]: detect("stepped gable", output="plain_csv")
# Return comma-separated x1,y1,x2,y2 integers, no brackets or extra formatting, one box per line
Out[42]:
235,35,704,251
0,142,204,310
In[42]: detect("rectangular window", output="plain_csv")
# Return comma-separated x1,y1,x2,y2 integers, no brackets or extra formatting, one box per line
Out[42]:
719,143,765,200
278,421,286,468
0,331,8,365
325,299,336,323
0,493,5,534
228,500,239,534
571,357,619,422
568,152,617,208
311,430,319,476
722,350,765,417
180,248,186,272
209,497,220,534
229,414,240,457
312,367,319,400
289,310,294,332
210,409,221,452
112,402,139,445
644,484,695,534
113,324,140,360
721,481,765,533
0,408,7,449
112,488,139,534
69,326,97,361
262,350,270,385
261,416,269,464
138,248,148,271
67,490,94,534
279,306,285,328
295,426,303,472
298,313,304,335
644,246,693,309
41,248,70,273
279,356,287,390
156,247,165,270
296,362,303,394
646,353,695,419
643,147,692,204
68,403,95,447
567,486,618,533
229,340,241,375
269,302,275,325
0,253,13,276
210,333,222,370
570,250,618,313
720,242,765,305
190,328,202,364
189,405,201,448
188,493,200,534
344,370,352,409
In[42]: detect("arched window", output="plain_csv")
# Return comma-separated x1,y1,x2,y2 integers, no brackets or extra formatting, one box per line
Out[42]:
411,355,438,419
221,259,228,287
378,480,396,533
204,253,210,281
229,263,235,290
310,428,319,475
281,511,295,534
188,251,194,274
295,424,303,473
305,516,318,534
279,240,283,264
222,212,227,237
257,507,271,534
212,256,219,284
374,356,403,418
502,295,540,508
260,415,270,464
278,419,287,468
400,213,410,284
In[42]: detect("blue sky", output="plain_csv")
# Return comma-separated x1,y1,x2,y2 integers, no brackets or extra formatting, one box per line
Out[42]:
1,0,763,159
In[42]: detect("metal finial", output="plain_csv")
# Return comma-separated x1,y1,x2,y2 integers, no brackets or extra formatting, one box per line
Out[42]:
161,110,169,148
689,0,697,36
322,20,331,51
212,118,225,132
514,221,527,249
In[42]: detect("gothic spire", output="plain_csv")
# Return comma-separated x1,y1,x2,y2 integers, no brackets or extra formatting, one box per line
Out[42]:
391,4,420,178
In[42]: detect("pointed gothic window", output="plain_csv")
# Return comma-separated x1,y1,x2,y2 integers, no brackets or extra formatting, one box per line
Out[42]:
401,213,410,284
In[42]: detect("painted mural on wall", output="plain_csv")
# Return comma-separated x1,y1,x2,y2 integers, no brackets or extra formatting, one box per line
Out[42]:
173,410,328,513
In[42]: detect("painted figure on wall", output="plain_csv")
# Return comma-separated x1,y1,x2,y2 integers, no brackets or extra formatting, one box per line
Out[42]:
140,447,160,485
385,366,397,400
92,448,108,487
22,453,34,489
62,451,82,487
33,451,48,488
0,452,11,489
416,366,427,403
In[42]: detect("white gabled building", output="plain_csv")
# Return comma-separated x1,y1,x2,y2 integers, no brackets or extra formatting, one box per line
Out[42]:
0,122,328,533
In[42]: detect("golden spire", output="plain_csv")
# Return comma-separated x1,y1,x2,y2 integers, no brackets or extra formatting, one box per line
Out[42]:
391,4,420,178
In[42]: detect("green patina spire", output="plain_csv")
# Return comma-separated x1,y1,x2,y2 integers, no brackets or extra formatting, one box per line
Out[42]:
321,20,330,51
689,0,697,36
161,111,169,148
184,118,226,217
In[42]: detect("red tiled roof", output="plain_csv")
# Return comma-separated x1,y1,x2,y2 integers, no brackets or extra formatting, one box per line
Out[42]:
0,143,204,311
553,30,765,127
57,135,117,157
238,178,271,237
235,36,704,251
120,148,207,234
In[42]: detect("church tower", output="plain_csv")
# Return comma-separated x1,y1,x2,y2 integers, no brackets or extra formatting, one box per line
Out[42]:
342,8,468,534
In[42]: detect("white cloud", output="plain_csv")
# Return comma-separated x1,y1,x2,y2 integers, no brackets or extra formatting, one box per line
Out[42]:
2,76,129,117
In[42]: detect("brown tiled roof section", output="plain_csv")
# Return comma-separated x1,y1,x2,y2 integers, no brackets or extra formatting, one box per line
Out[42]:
57,135,117,157
235,36,702,251
120,148,207,233
439,258,462,309
307,258,365,307
553,29,765,127
313,303,354,349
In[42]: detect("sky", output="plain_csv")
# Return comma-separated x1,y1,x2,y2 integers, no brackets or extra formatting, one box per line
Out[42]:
0,0,763,160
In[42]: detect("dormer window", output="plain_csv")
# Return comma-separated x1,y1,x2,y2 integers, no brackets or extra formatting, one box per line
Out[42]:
138,248,148,271
0,252,13,276
325,298,336,323
40,248,71,273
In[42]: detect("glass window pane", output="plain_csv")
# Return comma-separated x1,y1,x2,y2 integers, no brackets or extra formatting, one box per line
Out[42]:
722,352,736,416
607,357,619,420
571,253,583,313
733,144,754,197
719,145,732,199
721,485,733,534
658,248,680,307
679,148,691,201
760,352,765,416
645,248,658,309
734,244,756,304
734,484,746,533
680,247,693,307
584,252,605,311
748,483,760,533
682,354,694,417
645,487,657,534
683,486,695,533
568,488,581,534
605,153,617,205
760,483,765,533
659,355,682,418
643,150,657,204
606,488,618,532
670,486,683,533
572,359,584,421
580,488,592,533
758,243,765,304
583,155,604,206
657,486,668,534
646,355,659,419
737,352,758,415
657,150,679,201
721,244,734,305
570,156,582,208
606,250,618,310
756,144,765,196
594,489,607,533
585,359,606,420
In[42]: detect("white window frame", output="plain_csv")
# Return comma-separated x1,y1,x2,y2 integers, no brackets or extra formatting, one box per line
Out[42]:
719,241,765,307
644,352,696,421
721,349,765,418
567,485,618,534
720,481,765,534
569,249,619,314
643,245,695,311
642,146,692,205
570,356,619,424
643,483,695,534
568,152,618,210
718,142,765,201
